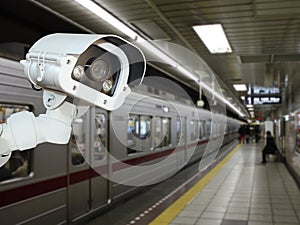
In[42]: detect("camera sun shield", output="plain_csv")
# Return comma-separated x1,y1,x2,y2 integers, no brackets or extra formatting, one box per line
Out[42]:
21,33,146,111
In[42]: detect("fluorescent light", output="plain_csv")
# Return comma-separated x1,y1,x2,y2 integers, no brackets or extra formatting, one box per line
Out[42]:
240,96,245,100
246,104,253,108
233,84,247,91
193,24,232,53
74,0,140,40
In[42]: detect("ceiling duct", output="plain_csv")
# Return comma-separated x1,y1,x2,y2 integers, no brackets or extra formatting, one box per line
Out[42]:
238,55,271,63
273,54,300,62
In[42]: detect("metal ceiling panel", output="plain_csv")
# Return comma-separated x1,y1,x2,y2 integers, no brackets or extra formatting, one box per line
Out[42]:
131,20,171,40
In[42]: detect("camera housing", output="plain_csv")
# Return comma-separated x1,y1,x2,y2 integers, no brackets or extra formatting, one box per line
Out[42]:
0,33,146,167
21,33,146,111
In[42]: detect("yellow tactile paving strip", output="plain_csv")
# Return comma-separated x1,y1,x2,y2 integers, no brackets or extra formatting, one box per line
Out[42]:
149,144,240,225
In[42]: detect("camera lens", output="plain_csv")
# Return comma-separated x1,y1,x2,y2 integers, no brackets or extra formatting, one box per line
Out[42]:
90,58,110,82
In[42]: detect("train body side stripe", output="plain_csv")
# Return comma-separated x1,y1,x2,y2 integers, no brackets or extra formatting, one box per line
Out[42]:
0,176,67,208
0,135,233,208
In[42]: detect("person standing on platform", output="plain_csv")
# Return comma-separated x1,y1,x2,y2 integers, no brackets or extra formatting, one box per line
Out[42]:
261,131,279,164
238,125,246,144
254,125,260,143
245,124,251,144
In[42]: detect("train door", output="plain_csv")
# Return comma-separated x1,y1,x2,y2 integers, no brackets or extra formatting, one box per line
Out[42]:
68,110,90,221
67,107,109,222
90,108,109,209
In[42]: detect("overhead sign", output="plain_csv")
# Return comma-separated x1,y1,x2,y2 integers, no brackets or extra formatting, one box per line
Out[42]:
248,85,280,95
246,85,281,105
246,96,281,105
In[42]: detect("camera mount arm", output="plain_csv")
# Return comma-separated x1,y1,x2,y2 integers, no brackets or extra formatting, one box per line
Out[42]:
0,91,76,167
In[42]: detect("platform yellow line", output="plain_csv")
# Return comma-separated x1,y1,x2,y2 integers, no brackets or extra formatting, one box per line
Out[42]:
149,144,240,225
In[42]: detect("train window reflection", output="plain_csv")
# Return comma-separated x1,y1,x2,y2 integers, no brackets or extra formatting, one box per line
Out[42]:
206,120,212,138
94,113,106,161
153,117,171,149
71,116,86,166
127,115,171,155
191,120,199,141
199,120,206,139
162,118,171,147
176,118,181,144
140,116,152,150
127,114,152,154
140,116,151,140
177,117,186,145
127,114,139,153
0,104,33,183
153,116,162,149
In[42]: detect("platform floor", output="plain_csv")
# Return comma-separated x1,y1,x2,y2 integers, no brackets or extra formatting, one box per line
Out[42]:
150,142,300,225
87,142,300,225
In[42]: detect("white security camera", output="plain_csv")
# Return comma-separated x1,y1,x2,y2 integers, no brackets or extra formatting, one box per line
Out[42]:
0,33,146,167
22,33,146,111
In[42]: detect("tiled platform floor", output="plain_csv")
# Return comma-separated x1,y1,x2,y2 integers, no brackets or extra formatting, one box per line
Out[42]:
168,143,300,225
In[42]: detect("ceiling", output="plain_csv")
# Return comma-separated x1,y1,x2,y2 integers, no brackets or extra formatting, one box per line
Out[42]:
2,0,300,120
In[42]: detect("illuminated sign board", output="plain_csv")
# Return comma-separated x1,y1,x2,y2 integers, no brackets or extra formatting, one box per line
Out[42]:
252,86,279,94
246,85,281,105
246,96,281,105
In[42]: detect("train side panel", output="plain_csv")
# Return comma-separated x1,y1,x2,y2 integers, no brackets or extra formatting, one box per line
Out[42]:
0,58,68,225
0,58,241,224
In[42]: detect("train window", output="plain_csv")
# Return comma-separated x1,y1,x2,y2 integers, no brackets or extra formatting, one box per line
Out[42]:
94,113,106,161
140,116,151,140
214,122,218,137
140,115,152,150
199,120,206,139
71,116,87,166
0,104,33,183
206,120,211,138
127,114,152,154
127,114,139,154
127,115,170,154
162,117,171,147
179,117,187,145
153,116,162,149
176,118,181,144
190,120,199,141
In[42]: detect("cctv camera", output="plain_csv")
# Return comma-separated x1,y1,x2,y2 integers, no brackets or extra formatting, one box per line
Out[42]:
21,33,146,111
0,34,146,167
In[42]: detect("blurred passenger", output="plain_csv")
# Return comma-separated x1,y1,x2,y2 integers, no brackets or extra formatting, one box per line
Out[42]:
245,124,251,144
238,125,246,144
254,125,260,143
261,131,279,164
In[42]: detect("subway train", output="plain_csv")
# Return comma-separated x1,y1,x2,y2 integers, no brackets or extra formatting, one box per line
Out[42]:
0,57,240,224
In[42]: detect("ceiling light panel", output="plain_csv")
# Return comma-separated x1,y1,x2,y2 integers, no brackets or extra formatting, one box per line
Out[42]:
193,24,232,54
233,84,247,91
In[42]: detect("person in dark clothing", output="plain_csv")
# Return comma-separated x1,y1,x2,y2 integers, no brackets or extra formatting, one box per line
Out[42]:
261,131,279,163
245,124,251,144
254,125,260,143
238,125,246,144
